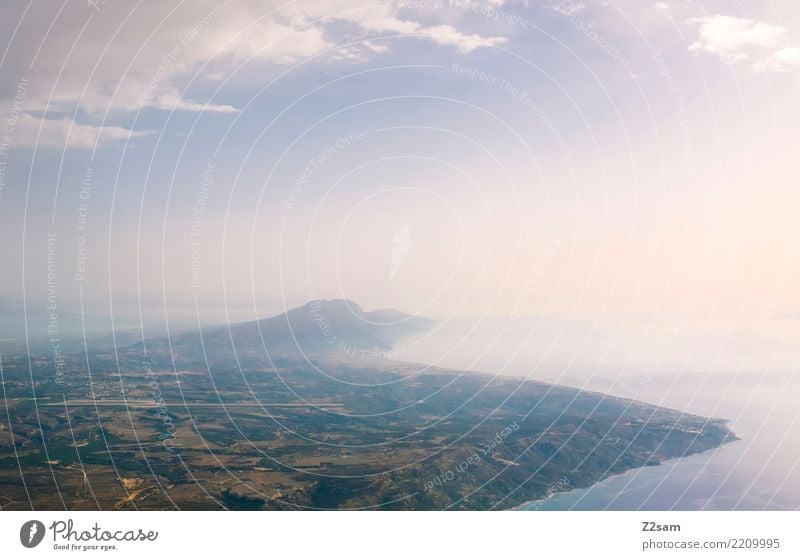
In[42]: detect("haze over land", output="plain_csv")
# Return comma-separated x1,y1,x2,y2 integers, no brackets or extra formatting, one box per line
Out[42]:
1,1,798,359
0,299,735,510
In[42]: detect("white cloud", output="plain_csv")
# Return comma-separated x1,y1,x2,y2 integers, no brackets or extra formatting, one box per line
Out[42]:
552,2,586,17
340,10,506,54
357,15,421,35
12,114,150,149
753,46,800,72
327,40,393,63
211,19,333,64
147,87,240,113
0,0,506,125
419,24,507,53
363,41,390,54
688,14,800,73
688,15,786,62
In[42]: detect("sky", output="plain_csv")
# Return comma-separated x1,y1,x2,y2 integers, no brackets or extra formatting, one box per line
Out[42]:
0,0,799,376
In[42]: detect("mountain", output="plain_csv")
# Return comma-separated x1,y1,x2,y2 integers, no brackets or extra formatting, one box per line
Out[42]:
0,298,737,511
138,299,435,366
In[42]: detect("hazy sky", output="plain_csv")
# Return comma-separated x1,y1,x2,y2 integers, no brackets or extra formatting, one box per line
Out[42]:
1,0,799,374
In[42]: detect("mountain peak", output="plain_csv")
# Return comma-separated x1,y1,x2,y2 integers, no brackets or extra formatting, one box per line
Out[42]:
301,298,363,312
151,299,435,365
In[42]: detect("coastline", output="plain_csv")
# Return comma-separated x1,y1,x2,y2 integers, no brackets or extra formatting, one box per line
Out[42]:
510,436,739,511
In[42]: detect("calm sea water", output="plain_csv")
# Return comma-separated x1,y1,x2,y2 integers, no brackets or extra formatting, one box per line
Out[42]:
516,373,800,510
403,320,800,510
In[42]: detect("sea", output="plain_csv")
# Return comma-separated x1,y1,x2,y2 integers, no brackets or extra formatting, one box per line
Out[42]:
403,321,800,511
515,372,800,510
